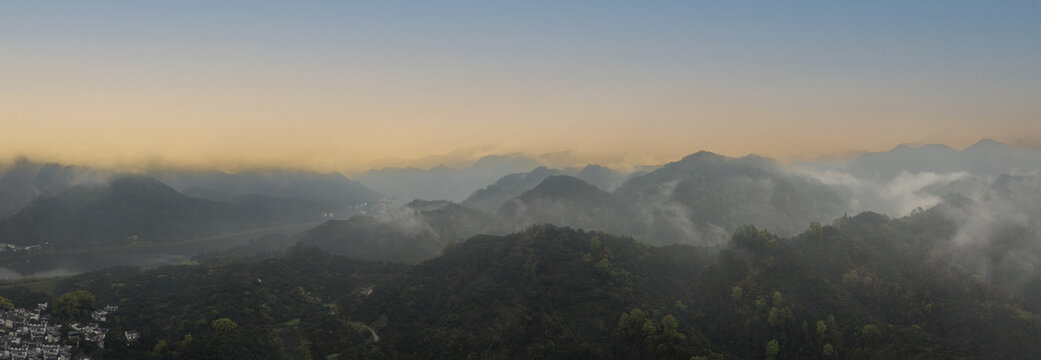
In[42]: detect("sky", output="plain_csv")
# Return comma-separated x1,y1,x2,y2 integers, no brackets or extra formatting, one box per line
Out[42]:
2,1,1040,173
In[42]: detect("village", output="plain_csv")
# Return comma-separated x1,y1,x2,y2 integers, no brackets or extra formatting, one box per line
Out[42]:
0,244,44,255
0,302,131,360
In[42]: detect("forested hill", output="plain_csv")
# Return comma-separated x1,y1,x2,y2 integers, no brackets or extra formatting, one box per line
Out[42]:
10,208,1039,359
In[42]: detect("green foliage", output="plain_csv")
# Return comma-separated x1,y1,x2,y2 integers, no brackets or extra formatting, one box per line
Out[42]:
589,236,602,250
822,343,836,357
857,324,882,347
596,258,613,274
211,318,239,333
731,286,743,301
153,339,169,356
0,296,14,310
765,339,779,360
51,290,95,321
806,221,823,241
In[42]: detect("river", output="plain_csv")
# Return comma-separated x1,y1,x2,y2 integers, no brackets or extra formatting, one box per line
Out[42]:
0,223,318,280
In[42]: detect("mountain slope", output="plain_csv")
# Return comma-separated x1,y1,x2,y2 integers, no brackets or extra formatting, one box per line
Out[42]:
461,167,561,212
497,175,620,233
357,154,540,202
0,176,284,246
0,159,109,219
298,201,495,264
491,153,850,246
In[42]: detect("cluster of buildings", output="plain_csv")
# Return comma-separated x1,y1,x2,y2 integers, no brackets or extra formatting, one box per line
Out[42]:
0,303,121,360
0,244,43,255
88,306,117,324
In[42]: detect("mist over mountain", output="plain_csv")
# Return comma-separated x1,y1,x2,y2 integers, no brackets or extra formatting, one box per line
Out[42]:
150,170,381,210
4,0,1038,357
1,139,1040,359
616,151,850,244
844,139,1041,180
462,165,631,213
297,199,495,263
356,154,541,202
573,164,631,191
489,152,850,246
461,167,563,212
287,141,1041,265
0,159,110,219
497,175,621,233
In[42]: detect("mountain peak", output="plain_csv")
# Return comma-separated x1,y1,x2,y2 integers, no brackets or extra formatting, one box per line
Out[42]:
964,138,1006,152
889,144,914,152
677,151,724,163
109,175,183,198
523,175,609,202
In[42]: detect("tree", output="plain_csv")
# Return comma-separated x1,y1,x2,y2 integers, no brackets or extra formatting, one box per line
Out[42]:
660,314,685,341
731,286,743,301
771,291,784,307
765,339,779,360
822,343,836,357
211,318,239,334
857,324,882,347
0,296,14,311
51,290,96,321
807,221,823,241
152,339,170,357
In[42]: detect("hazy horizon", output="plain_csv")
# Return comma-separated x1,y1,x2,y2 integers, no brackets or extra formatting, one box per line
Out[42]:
1,137,1033,175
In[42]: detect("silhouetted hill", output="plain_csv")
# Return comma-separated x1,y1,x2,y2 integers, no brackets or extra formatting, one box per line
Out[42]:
0,159,109,219
462,165,630,213
357,154,540,202
0,176,282,246
487,153,848,245
462,167,561,212
518,175,613,205
497,175,620,233
574,164,628,191
297,200,495,264
612,151,849,243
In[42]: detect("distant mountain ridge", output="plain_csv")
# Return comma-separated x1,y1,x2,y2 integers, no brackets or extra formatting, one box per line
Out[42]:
298,151,857,263
494,152,850,245
462,164,631,213
357,154,541,202
850,139,1041,179
150,169,381,208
